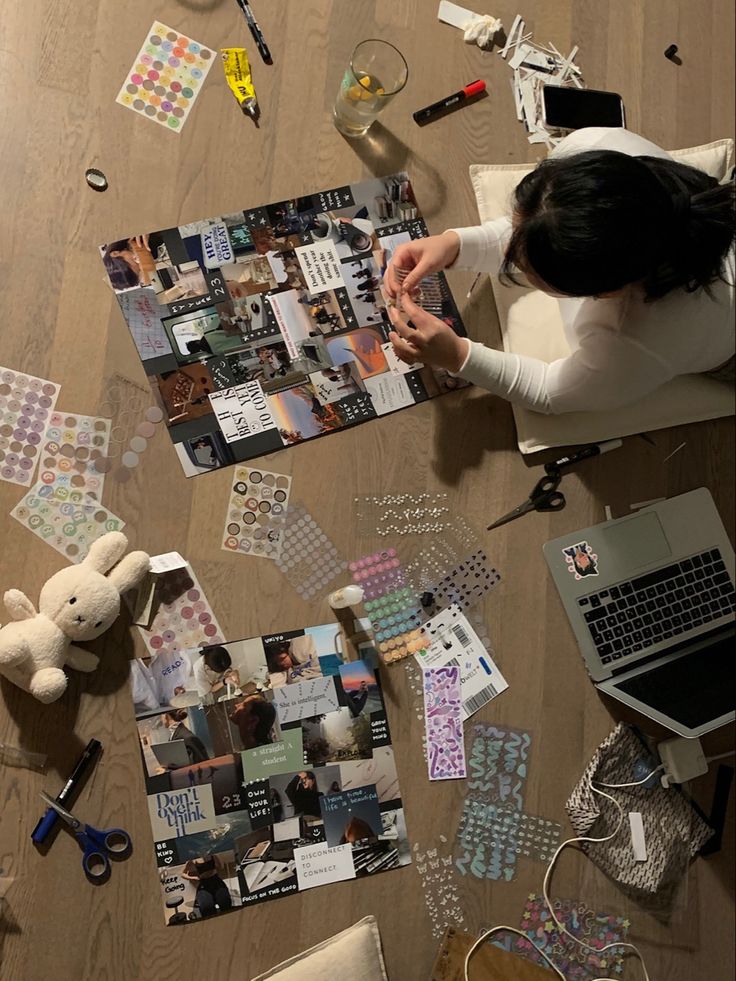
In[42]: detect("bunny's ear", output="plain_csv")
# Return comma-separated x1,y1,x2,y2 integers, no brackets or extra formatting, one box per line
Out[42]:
107,551,151,595
82,532,130,574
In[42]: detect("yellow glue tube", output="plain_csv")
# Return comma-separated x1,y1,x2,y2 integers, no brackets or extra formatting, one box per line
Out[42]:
221,47,258,118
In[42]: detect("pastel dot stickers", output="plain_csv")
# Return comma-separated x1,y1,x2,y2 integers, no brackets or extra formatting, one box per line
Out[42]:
349,551,424,663
10,485,125,563
137,564,225,657
221,466,292,560
275,504,348,599
349,549,404,600
116,22,215,132
0,366,60,486
39,412,111,501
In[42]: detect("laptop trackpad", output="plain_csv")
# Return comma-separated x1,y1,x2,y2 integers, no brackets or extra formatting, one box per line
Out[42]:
599,512,672,568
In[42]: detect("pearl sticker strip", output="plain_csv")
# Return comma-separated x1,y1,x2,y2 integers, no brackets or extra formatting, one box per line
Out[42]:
221,466,292,560
354,492,455,537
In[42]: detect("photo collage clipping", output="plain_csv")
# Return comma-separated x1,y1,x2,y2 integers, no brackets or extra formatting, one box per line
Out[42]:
101,174,467,477
130,621,410,924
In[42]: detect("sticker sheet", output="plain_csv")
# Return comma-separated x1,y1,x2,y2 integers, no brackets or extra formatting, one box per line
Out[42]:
453,724,561,882
127,624,410,924
221,466,292,559
423,666,466,781
10,482,125,563
427,549,502,612
415,606,508,720
136,562,225,657
495,894,630,980
116,22,215,132
353,551,424,663
101,175,467,477
275,504,348,599
38,412,111,501
0,366,60,487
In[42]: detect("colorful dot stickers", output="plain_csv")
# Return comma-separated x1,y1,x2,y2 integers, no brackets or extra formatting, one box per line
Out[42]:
115,22,215,132
352,551,425,664
10,482,125,563
39,412,111,501
0,365,60,487
136,563,225,658
221,466,292,560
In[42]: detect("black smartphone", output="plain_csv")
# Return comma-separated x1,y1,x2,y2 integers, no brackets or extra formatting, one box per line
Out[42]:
542,85,626,130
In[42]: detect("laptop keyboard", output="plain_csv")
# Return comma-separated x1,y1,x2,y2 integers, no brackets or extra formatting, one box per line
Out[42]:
577,548,735,666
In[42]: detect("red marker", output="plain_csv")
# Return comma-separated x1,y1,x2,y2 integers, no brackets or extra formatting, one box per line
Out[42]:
413,79,486,124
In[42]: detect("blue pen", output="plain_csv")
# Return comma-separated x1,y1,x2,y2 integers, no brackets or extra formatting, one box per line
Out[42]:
31,739,102,845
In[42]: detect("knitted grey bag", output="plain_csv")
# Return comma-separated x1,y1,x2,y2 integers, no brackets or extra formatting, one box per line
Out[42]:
566,724,713,910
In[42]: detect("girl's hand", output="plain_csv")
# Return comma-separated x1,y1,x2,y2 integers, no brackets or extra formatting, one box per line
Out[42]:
388,294,469,373
384,232,461,298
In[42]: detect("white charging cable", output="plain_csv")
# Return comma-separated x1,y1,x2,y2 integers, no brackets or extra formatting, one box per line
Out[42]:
463,764,665,981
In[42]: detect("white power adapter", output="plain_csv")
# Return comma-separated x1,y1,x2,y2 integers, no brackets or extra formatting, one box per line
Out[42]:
657,736,708,786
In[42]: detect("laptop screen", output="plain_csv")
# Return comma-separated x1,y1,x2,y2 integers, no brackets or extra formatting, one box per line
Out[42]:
614,632,735,729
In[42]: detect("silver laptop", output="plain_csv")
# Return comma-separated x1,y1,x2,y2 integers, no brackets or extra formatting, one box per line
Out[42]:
543,487,735,738
151,741,190,769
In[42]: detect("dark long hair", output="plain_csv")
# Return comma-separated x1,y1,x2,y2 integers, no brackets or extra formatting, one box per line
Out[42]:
102,240,140,291
501,150,735,300
250,697,276,746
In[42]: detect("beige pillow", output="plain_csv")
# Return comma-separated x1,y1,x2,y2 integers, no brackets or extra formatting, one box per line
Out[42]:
468,139,735,453
249,916,388,981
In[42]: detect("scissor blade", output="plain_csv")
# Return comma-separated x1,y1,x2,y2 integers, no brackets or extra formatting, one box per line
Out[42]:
40,791,79,829
487,501,533,530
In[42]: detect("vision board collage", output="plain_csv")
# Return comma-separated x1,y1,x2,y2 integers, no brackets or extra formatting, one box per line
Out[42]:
100,174,467,477
130,622,411,924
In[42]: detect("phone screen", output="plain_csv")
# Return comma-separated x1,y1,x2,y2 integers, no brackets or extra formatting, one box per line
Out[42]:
543,86,625,130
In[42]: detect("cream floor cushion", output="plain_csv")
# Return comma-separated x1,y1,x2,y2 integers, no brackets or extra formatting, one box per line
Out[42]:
250,916,388,981
469,138,735,453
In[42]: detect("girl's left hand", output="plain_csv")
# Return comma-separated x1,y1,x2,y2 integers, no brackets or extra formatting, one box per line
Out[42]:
388,294,469,373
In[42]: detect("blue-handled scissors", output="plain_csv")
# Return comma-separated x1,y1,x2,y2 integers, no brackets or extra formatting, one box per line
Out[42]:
39,791,132,881
487,471,566,530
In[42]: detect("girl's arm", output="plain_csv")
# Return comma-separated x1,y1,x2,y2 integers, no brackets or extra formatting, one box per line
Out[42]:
457,325,673,414
446,217,513,275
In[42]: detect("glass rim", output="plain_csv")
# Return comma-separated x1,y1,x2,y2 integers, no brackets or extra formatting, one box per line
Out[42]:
349,38,409,97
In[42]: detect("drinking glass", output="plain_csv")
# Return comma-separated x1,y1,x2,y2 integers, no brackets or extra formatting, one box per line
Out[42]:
333,39,409,138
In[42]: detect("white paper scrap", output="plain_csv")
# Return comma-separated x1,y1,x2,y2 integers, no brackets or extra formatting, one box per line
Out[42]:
415,605,508,720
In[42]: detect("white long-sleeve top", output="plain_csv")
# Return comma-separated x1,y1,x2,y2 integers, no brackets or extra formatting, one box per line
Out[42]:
450,128,735,414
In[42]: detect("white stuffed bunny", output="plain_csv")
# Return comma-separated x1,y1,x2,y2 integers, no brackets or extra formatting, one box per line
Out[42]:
0,531,150,703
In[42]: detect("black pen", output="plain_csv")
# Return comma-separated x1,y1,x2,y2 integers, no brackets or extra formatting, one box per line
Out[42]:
31,738,102,844
235,0,272,64
544,439,623,474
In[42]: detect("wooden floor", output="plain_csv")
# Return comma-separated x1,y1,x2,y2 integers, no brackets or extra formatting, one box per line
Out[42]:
0,1,734,979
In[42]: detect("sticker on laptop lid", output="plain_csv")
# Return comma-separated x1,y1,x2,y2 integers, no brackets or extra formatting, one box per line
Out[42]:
562,540,599,580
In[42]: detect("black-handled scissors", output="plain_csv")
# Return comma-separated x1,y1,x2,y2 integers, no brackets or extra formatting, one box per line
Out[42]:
39,791,132,882
487,472,566,530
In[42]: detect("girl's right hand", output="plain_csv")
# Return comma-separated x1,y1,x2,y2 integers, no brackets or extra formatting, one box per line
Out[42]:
384,232,461,297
